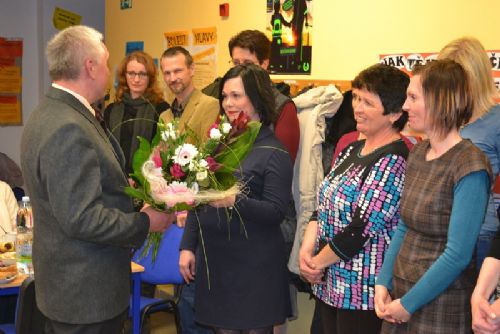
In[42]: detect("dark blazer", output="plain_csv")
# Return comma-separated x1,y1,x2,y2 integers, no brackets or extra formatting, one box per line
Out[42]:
180,126,293,328
20,87,150,323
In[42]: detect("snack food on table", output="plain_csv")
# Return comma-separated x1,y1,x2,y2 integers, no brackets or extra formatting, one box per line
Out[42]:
0,241,14,253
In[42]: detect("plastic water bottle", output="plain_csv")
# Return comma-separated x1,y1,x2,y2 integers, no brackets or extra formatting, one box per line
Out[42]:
15,196,34,276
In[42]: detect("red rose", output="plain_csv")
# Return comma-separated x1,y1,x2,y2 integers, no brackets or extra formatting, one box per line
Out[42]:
229,112,250,137
170,163,185,179
206,156,221,172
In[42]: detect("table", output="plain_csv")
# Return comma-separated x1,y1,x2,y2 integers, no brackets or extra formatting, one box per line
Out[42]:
130,262,144,334
0,274,28,296
0,263,144,334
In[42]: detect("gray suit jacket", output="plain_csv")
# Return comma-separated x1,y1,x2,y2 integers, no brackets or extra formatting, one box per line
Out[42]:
21,87,150,324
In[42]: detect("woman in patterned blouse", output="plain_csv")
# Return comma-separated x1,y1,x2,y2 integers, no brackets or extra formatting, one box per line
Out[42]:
299,63,410,334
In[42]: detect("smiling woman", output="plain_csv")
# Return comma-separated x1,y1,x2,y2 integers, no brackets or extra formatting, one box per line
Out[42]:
299,63,410,334
179,64,292,334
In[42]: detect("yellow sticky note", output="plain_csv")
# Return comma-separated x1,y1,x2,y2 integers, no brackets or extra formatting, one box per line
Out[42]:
53,7,82,31
164,31,189,47
192,27,217,46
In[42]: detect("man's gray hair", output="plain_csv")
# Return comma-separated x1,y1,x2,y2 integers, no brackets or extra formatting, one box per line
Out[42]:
46,25,105,81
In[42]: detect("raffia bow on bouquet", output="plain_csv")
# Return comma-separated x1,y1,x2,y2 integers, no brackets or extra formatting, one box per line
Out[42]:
125,112,261,261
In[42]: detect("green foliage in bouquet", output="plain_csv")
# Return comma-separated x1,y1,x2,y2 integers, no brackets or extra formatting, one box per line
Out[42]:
124,114,261,262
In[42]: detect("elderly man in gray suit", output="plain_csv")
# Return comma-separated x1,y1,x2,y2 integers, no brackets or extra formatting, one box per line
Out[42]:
20,25,174,333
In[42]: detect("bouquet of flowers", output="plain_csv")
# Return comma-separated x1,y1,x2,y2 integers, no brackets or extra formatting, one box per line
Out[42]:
125,113,261,260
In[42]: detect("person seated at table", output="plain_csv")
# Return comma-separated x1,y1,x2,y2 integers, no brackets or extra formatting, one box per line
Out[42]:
0,152,25,201
0,180,18,324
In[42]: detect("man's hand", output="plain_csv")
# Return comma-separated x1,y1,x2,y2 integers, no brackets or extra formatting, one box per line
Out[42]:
141,206,174,232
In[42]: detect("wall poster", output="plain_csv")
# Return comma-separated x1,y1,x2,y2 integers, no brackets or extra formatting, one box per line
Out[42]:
0,37,23,125
379,51,500,92
164,27,217,90
266,0,313,75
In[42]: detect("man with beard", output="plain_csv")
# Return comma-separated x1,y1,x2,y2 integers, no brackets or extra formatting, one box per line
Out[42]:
159,46,219,334
159,46,219,141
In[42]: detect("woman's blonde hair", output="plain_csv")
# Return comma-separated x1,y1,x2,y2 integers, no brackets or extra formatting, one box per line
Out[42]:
438,37,497,120
115,51,164,104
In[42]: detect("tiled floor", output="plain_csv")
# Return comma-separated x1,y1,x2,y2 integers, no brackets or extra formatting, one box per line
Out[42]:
149,291,315,334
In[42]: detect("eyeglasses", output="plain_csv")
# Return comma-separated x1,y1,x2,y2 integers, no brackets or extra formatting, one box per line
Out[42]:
125,71,148,79
230,59,258,66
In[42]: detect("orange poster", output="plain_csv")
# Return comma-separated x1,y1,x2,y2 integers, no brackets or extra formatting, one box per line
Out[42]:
0,37,23,125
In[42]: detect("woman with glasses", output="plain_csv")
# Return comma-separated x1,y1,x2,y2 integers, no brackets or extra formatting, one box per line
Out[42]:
104,51,169,176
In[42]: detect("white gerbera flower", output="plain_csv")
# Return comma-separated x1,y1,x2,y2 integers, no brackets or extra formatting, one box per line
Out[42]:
209,128,222,140
173,144,199,166
221,122,232,134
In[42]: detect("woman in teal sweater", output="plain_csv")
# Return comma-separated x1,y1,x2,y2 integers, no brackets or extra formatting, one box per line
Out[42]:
375,60,492,333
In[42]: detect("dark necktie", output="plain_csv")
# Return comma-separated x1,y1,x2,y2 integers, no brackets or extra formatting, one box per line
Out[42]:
171,99,184,118
94,109,106,130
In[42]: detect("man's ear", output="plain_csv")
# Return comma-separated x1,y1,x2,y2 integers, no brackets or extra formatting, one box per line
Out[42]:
261,59,270,70
84,58,96,80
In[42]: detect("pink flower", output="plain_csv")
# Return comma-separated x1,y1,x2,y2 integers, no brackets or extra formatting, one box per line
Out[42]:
164,182,195,207
152,150,162,168
170,163,185,179
206,156,221,172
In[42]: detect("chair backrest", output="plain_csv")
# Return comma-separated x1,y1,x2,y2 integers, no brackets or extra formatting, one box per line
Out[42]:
15,277,47,334
132,225,184,285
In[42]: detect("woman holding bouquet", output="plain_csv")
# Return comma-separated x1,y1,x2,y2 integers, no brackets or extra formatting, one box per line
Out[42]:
179,64,293,334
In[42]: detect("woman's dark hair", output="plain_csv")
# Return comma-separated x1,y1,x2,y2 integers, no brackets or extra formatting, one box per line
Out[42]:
228,30,271,65
218,64,276,126
352,63,410,131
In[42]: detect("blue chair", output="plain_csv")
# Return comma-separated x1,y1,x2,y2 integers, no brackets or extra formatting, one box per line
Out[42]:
130,224,184,334
0,277,46,334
